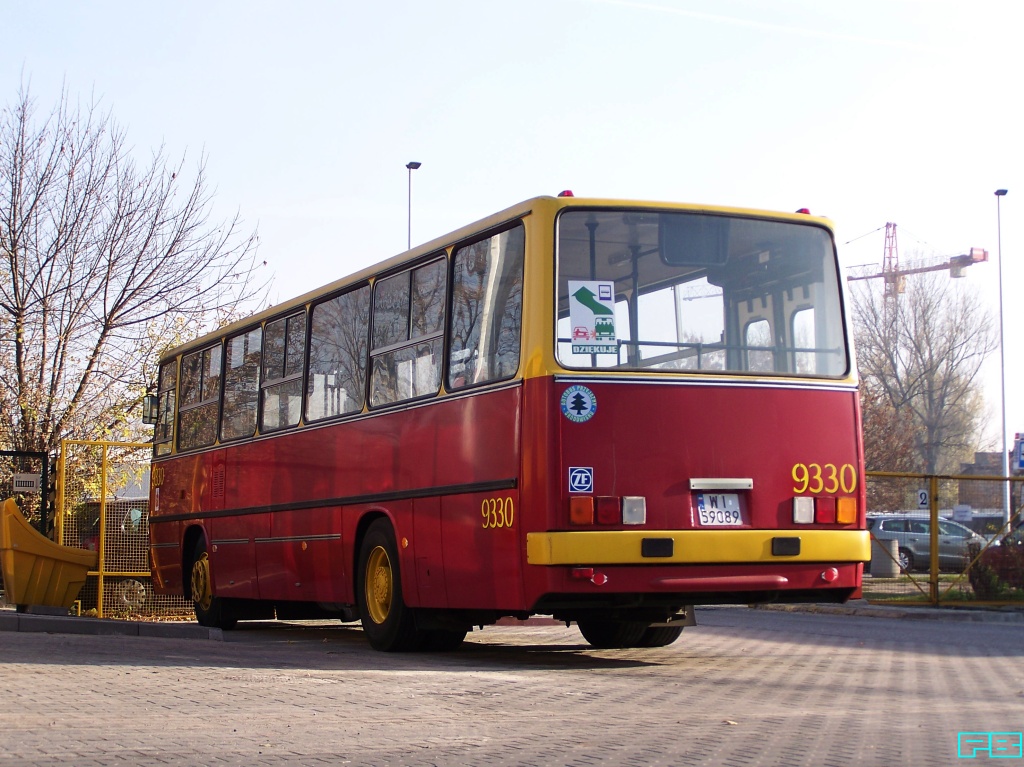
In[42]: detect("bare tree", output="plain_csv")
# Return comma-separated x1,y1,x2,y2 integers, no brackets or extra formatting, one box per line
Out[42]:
851,271,996,474
859,381,919,510
0,85,265,454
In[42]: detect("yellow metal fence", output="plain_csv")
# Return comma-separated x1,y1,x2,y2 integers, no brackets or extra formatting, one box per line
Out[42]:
56,440,191,619
864,471,1024,607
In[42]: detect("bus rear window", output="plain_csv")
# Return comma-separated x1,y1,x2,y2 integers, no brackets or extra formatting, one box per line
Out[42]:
555,209,848,377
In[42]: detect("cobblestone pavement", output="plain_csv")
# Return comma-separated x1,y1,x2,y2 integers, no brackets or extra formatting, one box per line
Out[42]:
1,606,1021,766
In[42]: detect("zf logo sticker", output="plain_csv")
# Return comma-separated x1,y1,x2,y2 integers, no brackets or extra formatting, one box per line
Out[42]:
569,467,594,493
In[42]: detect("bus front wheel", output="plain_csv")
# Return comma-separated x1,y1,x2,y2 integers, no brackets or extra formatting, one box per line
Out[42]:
356,519,421,652
190,540,237,630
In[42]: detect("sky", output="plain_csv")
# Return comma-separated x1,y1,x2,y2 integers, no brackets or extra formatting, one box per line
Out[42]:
3,0,1023,456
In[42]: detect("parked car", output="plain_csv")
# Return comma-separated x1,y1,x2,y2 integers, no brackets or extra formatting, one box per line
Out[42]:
867,513,987,572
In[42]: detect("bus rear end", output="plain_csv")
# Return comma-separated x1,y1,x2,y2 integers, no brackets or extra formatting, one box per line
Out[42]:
520,201,868,647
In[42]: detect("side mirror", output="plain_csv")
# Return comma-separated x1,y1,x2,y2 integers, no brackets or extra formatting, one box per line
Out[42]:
142,394,159,425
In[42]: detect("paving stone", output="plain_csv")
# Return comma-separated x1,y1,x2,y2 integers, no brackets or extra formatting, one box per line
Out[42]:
0,607,1020,766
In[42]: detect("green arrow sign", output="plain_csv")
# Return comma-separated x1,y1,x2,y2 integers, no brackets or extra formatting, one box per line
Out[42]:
572,286,614,315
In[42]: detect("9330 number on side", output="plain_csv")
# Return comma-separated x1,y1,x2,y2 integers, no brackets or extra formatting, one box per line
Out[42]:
481,497,514,529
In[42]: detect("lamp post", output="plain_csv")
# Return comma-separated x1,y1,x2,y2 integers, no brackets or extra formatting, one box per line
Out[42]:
406,161,421,250
995,188,1009,523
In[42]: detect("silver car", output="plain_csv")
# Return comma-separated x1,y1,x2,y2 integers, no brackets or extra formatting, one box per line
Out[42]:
867,514,987,572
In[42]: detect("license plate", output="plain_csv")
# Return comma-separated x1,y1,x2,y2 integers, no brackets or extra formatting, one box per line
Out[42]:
696,493,743,526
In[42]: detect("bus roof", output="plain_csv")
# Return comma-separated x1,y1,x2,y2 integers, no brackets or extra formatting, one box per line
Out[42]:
161,195,834,361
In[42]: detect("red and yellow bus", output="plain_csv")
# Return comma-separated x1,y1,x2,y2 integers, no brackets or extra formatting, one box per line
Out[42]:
147,194,869,651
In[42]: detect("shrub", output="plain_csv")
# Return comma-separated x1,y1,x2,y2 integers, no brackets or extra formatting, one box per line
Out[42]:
968,539,1024,600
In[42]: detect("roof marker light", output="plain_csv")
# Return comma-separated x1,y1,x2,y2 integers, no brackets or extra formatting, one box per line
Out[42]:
558,190,574,197
796,208,811,215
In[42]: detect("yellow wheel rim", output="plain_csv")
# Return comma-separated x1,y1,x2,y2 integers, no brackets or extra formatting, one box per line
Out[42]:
364,545,393,625
191,552,213,612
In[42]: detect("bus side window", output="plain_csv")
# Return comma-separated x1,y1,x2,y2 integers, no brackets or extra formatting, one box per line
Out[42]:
154,360,177,456
307,287,370,421
261,311,306,431
177,344,222,451
370,259,446,407
448,224,524,389
221,327,262,441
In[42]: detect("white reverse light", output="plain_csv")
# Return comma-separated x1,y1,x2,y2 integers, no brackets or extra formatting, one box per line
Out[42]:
793,497,815,524
622,496,646,525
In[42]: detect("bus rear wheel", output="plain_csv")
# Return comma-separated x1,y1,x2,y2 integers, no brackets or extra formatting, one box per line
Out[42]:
356,519,422,652
420,629,468,652
577,619,648,649
190,541,237,630
637,625,684,647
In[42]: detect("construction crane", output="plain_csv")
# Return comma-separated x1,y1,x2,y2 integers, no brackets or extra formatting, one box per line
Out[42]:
846,222,988,293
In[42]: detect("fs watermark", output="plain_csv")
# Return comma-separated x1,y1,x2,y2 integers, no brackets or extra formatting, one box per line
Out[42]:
959,732,1024,759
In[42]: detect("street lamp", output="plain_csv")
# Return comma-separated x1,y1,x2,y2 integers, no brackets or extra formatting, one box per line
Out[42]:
995,188,1009,523
406,161,421,250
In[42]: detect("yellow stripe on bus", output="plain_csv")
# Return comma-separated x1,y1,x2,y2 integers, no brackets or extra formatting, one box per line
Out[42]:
525,529,871,565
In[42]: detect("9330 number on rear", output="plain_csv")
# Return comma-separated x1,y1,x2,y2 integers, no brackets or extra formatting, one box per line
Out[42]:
791,463,857,494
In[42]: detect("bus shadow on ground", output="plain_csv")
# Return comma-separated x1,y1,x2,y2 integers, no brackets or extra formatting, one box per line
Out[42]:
217,621,664,671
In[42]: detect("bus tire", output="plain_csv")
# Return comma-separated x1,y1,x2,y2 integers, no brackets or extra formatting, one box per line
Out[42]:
190,540,238,630
577,619,648,649
637,625,684,647
356,519,421,652
420,629,468,652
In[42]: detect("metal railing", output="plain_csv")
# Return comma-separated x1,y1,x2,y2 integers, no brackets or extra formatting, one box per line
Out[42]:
864,471,1024,607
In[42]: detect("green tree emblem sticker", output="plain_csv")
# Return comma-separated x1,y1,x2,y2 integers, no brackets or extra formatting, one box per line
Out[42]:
560,385,597,423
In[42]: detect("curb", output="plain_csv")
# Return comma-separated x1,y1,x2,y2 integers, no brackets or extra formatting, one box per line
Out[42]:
754,600,1024,623
0,609,223,640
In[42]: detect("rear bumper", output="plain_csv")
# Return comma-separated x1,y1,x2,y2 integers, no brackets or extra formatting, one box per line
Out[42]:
526,529,870,566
